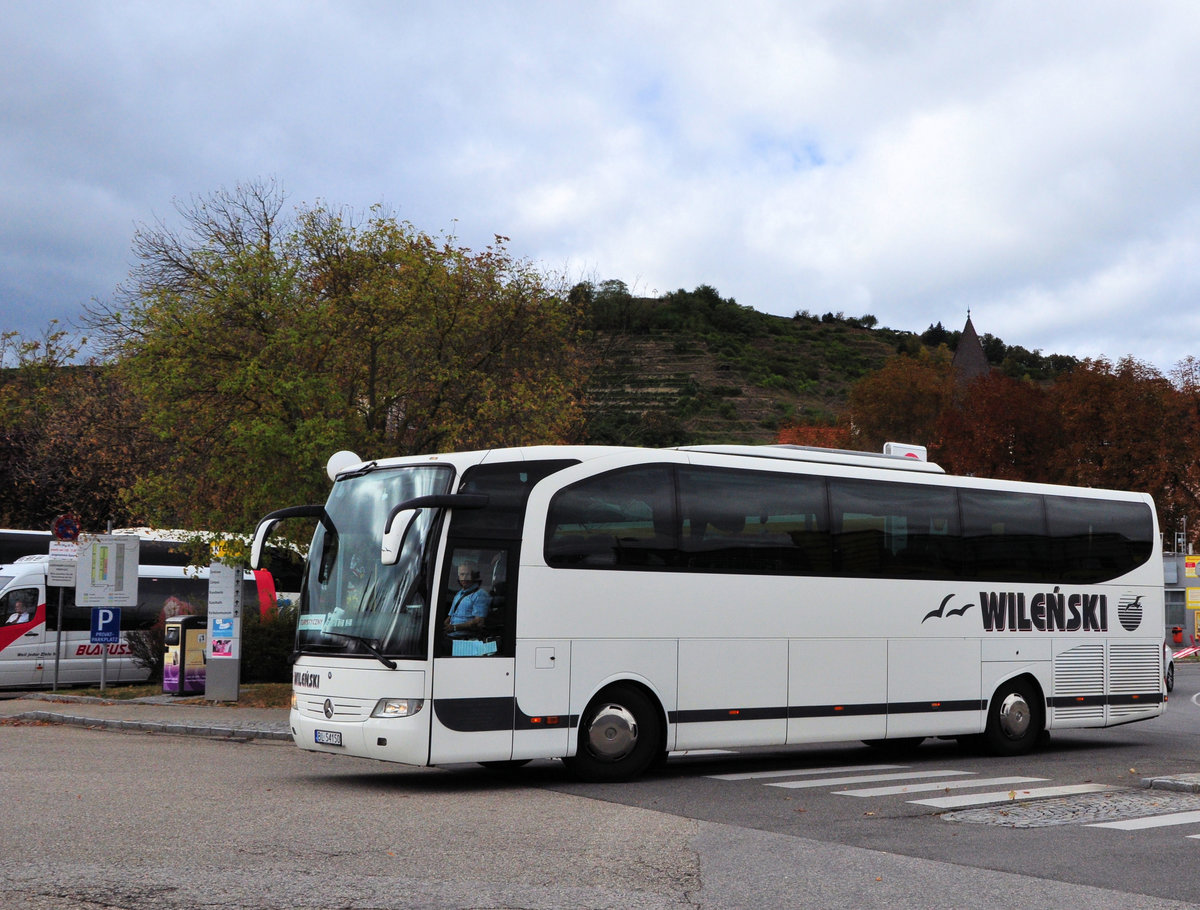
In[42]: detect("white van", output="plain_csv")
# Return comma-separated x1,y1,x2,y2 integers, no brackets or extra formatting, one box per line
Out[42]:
0,555,276,689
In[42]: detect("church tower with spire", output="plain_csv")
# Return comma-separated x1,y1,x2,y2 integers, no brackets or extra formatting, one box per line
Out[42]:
952,311,990,384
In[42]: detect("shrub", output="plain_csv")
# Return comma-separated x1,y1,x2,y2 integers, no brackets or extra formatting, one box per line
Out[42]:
127,622,166,683
126,603,297,687
242,604,297,684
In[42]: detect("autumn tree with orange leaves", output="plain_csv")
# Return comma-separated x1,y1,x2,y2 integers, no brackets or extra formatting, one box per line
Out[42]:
844,347,956,453
0,326,156,528
1044,358,1199,533
781,352,1200,543
938,371,1058,480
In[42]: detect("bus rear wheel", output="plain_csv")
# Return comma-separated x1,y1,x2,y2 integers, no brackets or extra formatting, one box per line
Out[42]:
568,684,663,782
982,679,1043,756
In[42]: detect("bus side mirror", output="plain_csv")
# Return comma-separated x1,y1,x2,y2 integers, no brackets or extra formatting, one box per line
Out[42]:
381,509,421,566
251,505,330,569
380,493,490,567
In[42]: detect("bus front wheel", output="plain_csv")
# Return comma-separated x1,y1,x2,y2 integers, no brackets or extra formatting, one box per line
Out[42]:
982,679,1043,756
568,684,663,782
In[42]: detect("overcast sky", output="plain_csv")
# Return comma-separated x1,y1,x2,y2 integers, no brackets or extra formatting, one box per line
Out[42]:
4,1,1200,369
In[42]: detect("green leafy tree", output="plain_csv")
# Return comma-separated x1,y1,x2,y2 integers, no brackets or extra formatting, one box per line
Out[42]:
87,181,585,530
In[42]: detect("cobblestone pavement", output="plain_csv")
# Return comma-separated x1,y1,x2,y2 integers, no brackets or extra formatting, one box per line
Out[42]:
943,789,1200,828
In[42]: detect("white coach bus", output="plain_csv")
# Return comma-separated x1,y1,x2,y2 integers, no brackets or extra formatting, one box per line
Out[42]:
252,444,1165,781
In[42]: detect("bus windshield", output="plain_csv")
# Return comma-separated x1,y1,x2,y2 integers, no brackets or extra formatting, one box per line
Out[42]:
297,464,454,660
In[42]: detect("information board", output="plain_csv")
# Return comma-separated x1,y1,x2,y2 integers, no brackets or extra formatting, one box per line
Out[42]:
75,535,140,608
48,540,79,587
207,561,242,660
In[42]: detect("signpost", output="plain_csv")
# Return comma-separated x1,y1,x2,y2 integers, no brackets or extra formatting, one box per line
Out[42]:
91,607,121,644
206,560,242,701
49,515,81,692
76,534,139,693
47,541,79,586
89,605,122,694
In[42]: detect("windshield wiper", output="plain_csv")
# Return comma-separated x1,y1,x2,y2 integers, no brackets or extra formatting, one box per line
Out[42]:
336,461,379,480
322,631,398,670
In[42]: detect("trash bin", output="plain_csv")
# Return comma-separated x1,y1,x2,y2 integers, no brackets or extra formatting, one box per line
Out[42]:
1172,626,1184,645
163,614,207,695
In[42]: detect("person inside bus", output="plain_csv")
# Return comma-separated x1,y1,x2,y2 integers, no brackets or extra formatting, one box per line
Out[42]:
3,588,36,624
444,561,491,639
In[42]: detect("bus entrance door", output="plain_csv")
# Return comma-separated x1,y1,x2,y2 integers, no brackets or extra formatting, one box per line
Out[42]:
429,656,516,764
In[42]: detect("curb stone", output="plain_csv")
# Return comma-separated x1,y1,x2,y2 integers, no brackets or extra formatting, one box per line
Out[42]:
3,692,292,741
9,709,292,740
1140,773,1200,793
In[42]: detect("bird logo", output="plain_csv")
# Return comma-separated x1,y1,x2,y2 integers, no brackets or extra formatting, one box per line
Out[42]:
922,593,975,624
1117,594,1144,632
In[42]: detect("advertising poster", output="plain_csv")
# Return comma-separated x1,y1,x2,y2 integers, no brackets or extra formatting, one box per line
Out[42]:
207,562,242,660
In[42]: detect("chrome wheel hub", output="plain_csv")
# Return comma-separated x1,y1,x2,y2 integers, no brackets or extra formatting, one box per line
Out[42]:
586,703,639,761
997,692,1031,740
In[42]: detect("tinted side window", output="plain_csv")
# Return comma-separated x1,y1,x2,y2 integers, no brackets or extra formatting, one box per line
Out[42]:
0,532,51,565
45,585,78,630
545,466,677,568
55,576,207,631
678,467,831,574
455,460,579,539
130,577,208,630
830,479,960,578
960,490,1049,582
544,466,1154,585
1046,496,1153,583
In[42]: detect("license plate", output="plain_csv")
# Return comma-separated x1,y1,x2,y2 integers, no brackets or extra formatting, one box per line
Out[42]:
314,729,343,746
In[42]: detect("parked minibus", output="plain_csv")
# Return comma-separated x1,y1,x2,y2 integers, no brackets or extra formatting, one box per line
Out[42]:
0,554,277,688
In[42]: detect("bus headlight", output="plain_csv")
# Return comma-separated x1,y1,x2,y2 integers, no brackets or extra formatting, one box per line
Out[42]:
371,698,425,718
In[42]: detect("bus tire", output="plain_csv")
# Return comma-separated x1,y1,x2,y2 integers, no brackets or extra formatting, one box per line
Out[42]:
982,678,1043,756
569,684,663,782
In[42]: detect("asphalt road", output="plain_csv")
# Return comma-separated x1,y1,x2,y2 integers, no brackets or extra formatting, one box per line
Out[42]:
2,666,1198,909
550,662,1200,904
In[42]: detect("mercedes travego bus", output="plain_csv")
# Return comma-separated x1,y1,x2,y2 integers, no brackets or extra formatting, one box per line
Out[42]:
252,444,1166,781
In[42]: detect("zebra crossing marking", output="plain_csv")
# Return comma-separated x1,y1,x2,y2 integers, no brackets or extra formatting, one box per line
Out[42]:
767,769,973,790
1087,809,1200,831
704,760,1200,838
707,763,904,782
910,783,1117,809
835,775,1047,797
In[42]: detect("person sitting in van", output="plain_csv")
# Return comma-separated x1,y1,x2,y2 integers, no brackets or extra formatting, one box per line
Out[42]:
3,588,36,624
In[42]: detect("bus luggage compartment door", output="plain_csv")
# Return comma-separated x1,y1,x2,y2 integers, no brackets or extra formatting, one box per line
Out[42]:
430,657,515,764
513,639,571,760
